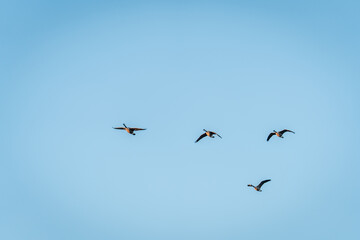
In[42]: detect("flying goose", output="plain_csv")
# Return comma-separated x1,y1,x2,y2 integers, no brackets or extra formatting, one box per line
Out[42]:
195,129,222,143
267,129,295,141
248,179,271,192
113,123,146,135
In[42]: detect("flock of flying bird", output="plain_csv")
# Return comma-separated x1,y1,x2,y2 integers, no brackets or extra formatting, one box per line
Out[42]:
113,123,295,192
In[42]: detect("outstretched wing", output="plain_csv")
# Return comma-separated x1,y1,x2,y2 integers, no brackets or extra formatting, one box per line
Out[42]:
279,129,295,135
257,179,271,189
113,127,126,130
131,128,146,131
195,133,207,143
267,132,275,141
209,131,222,139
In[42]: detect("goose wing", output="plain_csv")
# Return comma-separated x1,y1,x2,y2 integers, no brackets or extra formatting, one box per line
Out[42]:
279,129,295,135
131,128,146,131
195,133,207,143
267,132,275,141
257,179,271,189
113,127,126,130
210,131,222,139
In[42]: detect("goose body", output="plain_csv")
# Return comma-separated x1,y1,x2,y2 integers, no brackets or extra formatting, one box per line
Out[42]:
113,123,146,135
267,129,295,141
248,179,271,192
195,129,222,143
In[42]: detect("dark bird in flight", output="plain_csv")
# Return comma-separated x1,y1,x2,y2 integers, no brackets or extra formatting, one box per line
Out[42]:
267,129,295,141
113,123,146,135
248,179,271,192
195,129,222,143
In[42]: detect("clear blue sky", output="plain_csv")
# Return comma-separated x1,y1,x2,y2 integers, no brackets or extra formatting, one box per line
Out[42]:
1,1,360,239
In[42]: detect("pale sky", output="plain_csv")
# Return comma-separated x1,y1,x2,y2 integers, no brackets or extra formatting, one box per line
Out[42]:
1,1,360,239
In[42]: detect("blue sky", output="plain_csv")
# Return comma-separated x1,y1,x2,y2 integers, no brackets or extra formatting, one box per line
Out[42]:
1,1,360,239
